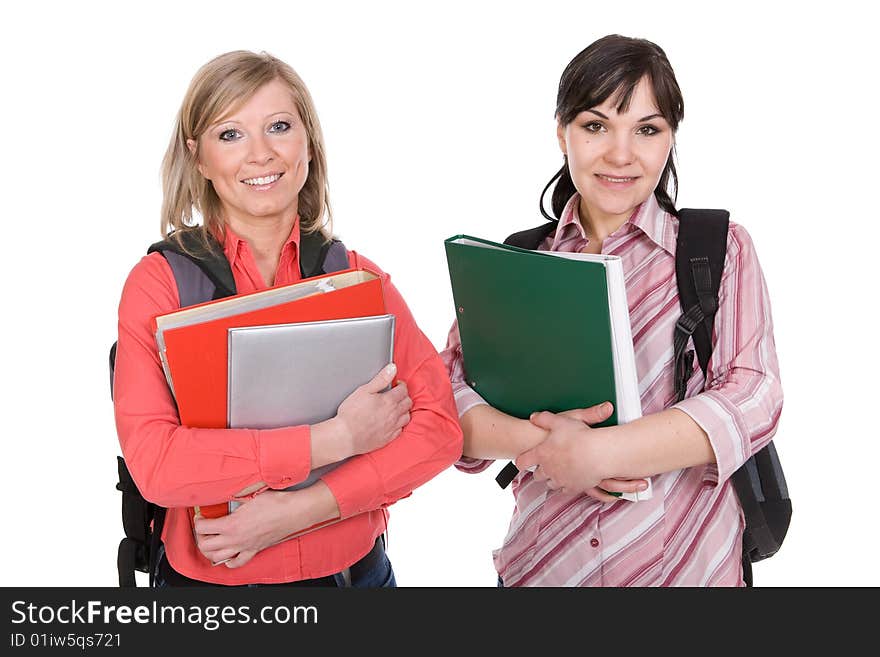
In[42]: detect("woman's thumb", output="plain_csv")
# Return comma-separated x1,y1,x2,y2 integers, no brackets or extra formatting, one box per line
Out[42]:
364,362,396,392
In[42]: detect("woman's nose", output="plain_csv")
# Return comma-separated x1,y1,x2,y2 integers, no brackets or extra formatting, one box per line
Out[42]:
604,133,635,167
247,133,274,165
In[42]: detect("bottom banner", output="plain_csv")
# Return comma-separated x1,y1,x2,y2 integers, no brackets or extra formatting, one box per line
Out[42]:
0,586,870,651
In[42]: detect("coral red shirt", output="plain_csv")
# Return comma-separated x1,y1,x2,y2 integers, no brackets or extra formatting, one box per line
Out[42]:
114,220,462,584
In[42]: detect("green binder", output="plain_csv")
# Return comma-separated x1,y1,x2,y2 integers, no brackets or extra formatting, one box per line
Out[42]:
444,234,642,428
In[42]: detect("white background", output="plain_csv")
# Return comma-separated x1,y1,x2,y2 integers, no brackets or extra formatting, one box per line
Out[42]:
1,0,876,587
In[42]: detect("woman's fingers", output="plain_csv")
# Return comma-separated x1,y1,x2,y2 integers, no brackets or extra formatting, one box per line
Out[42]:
390,381,409,403
224,550,258,569
558,402,614,426
206,548,240,566
585,486,624,503
598,478,649,494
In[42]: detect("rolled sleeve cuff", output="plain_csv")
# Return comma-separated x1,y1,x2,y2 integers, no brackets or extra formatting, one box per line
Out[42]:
321,454,384,519
454,386,488,418
455,456,494,473
452,385,492,472
673,391,748,484
257,425,313,489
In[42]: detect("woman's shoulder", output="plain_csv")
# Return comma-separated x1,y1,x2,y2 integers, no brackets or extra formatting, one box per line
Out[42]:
123,250,176,288
346,250,390,281
344,249,420,318
726,219,760,264
715,218,770,291
118,251,179,317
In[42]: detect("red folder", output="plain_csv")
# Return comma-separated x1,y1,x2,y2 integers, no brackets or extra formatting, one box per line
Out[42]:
152,268,387,519
155,268,386,428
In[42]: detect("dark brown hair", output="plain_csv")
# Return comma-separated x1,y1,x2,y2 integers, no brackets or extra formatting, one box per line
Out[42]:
540,34,684,220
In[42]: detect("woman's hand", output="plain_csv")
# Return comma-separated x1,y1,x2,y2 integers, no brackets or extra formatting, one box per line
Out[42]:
516,404,648,499
335,363,412,456
194,491,295,568
193,483,339,568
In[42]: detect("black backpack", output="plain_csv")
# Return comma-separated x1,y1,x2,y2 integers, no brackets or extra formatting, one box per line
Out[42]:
493,209,790,585
110,229,349,587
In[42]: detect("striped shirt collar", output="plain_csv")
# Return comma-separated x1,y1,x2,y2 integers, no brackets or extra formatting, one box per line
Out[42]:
552,193,675,256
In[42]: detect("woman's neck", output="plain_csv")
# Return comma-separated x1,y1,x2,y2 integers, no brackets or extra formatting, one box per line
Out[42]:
226,213,297,287
577,198,632,251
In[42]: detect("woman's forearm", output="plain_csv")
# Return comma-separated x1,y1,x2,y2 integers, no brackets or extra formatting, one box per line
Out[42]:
518,407,714,494
460,404,547,460
285,481,341,529
603,408,715,479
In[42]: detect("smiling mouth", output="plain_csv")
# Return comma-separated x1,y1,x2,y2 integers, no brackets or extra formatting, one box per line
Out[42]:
596,174,638,183
242,173,283,186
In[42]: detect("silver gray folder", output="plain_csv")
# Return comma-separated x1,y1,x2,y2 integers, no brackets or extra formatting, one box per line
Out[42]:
154,270,380,400
227,314,396,492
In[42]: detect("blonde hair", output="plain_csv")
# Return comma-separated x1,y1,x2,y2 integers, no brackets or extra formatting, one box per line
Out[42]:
160,50,332,247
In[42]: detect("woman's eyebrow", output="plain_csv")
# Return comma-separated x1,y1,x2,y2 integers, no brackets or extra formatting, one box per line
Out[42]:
208,111,295,129
264,111,296,119
585,109,665,122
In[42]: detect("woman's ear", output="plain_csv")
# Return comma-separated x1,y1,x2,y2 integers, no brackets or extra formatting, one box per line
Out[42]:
556,119,567,156
186,138,207,178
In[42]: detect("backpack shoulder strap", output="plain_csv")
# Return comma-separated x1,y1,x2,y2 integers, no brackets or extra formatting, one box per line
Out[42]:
300,230,350,277
148,229,237,303
503,221,559,249
673,209,730,401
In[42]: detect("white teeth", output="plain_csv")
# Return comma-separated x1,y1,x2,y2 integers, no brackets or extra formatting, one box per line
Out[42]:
599,175,633,183
243,174,281,186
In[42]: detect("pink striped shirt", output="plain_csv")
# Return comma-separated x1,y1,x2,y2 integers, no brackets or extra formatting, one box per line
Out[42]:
440,193,783,586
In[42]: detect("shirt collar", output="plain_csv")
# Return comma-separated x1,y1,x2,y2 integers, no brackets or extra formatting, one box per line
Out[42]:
627,193,676,256
218,215,302,268
553,192,675,256
550,194,589,250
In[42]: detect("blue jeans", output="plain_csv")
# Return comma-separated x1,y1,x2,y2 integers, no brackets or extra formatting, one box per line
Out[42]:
154,537,395,588
335,544,396,588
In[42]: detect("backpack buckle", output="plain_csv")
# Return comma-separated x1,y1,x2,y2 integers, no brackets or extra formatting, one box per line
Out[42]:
675,309,702,336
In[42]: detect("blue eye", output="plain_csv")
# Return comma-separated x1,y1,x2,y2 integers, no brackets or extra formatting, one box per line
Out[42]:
269,121,291,133
219,128,241,142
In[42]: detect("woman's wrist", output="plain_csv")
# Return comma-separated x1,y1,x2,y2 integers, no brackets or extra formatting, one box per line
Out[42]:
512,418,549,457
310,417,352,468
461,405,548,460
585,426,626,481
284,481,341,531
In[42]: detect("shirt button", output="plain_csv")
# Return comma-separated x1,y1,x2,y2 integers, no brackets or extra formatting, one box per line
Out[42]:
590,538,600,548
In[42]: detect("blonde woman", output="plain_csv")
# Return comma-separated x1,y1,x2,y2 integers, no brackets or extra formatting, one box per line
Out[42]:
114,50,462,587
